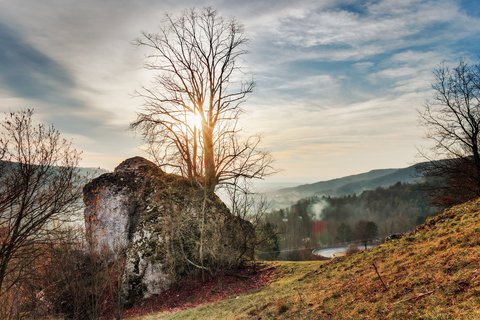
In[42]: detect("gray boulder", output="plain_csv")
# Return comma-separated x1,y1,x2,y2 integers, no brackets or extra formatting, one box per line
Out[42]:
83,157,255,305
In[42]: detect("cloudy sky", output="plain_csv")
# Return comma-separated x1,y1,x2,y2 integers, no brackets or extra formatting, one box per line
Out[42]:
1,0,479,184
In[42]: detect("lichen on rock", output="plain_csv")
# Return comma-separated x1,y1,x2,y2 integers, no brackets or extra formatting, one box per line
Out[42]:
83,156,255,305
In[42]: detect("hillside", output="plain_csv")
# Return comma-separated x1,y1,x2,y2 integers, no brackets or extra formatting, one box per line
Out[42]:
134,198,480,319
267,164,423,209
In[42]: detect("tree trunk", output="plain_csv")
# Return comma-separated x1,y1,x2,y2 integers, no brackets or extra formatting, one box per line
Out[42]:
193,126,198,178
471,135,480,193
0,261,6,295
202,125,216,192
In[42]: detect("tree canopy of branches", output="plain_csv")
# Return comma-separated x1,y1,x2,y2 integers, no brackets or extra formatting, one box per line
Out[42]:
420,59,480,206
0,110,82,297
132,7,273,192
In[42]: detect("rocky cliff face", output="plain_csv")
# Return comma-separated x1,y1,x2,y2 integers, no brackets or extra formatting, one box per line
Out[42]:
83,157,255,305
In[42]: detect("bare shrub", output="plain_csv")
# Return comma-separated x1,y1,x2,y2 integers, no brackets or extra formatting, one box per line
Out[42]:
346,243,360,256
30,228,125,320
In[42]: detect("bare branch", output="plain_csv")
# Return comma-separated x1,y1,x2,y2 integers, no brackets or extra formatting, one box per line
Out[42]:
132,8,273,193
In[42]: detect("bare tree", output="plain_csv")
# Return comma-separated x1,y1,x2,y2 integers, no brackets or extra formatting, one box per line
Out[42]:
0,109,82,297
354,220,378,249
420,59,480,205
132,7,274,192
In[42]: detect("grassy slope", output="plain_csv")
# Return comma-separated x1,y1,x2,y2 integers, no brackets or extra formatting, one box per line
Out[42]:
135,199,480,320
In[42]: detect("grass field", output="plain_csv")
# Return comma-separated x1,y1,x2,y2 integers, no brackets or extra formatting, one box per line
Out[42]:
133,198,480,319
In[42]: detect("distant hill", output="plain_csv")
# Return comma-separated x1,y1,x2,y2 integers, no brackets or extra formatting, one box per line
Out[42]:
266,163,424,209
0,160,108,180
0,160,108,198
77,166,109,179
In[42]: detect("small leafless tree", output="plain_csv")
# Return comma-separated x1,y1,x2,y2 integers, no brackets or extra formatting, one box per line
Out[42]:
38,228,125,320
0,109,82,298
420,59,480,206
354,220,378,249
132,7,274,193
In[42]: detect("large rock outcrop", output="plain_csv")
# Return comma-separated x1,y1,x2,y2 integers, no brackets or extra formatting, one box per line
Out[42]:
83,157,255,305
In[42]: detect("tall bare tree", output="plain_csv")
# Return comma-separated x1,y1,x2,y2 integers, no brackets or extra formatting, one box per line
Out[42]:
420,59,480,206
0,109,82,297
132,7,273,192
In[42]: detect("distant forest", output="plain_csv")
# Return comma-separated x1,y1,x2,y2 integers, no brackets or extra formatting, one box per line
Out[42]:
263,182,438,253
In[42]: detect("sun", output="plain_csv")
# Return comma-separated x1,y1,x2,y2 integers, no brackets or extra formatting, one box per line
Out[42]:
185,112,203,129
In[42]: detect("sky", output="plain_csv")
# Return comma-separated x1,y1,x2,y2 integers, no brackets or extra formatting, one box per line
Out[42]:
1,0,480,184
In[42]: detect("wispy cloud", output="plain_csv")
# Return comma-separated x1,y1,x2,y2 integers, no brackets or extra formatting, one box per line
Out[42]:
0,0,479,179
0,23,77,104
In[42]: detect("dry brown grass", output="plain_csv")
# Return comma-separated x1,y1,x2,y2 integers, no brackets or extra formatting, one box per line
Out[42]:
134,198,480,319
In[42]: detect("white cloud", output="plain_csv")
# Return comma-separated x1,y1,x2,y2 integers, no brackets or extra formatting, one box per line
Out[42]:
0,0,479,181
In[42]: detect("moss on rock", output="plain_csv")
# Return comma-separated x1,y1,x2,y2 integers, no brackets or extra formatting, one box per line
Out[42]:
83,156,255,305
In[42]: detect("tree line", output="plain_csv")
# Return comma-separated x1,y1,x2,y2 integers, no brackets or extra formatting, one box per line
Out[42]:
257,182,438,260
